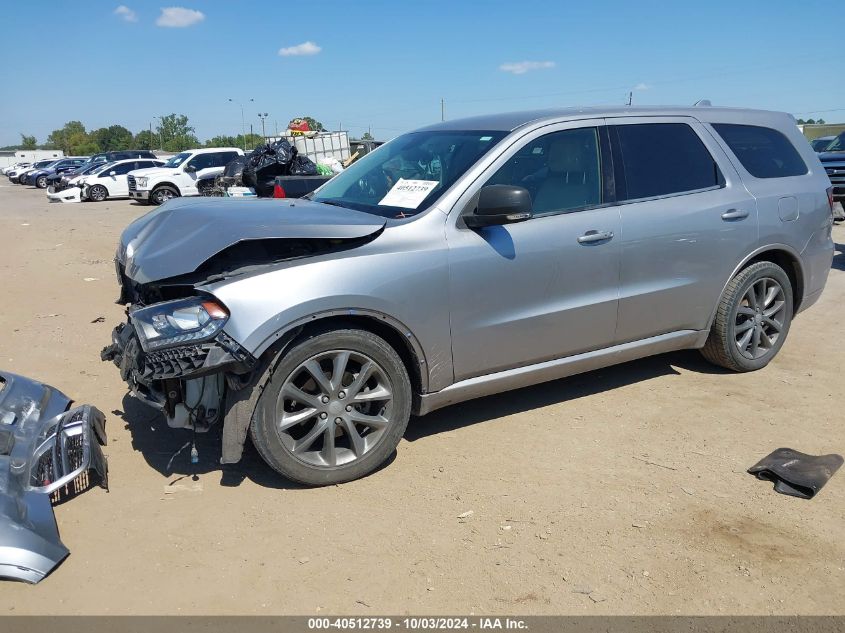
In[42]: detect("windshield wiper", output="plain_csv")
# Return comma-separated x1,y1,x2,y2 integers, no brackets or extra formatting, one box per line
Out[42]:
314,199,348,208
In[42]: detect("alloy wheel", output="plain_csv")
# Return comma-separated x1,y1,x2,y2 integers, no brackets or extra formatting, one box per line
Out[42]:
275,349,394,468
734,277,786,360
153,189,174,204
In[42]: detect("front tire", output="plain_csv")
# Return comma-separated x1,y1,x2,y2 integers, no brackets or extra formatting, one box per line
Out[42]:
88,184,108,202
150,185,178,205
700,261,793,372
36,175,48,189
250,329,412,486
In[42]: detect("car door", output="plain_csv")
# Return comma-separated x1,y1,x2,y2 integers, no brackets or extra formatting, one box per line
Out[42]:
609,118,758,343
105,161,135,196
447,121,622,380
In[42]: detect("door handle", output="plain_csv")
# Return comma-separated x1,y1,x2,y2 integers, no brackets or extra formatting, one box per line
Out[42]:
577,230,614,244
721,208,749,221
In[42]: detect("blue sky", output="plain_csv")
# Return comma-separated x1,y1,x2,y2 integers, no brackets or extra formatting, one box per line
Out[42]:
0,0,841,146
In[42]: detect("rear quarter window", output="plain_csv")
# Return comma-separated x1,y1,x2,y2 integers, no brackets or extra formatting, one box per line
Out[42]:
712,123,808,179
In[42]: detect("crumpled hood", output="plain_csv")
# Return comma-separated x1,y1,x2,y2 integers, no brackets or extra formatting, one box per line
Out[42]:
119,197,386,284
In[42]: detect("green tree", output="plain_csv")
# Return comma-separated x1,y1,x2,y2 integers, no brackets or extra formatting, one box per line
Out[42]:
205,134,239,148
133,130,158,150
302,116,325,132
92,125,133,151
361,131,374,141
20,134,37,149
206,133,264,151
818,118,826,125
46,121,87,154
156,114,199,152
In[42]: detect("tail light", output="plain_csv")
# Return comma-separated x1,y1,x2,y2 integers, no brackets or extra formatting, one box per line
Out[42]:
273,183,286,198
827,186,834,214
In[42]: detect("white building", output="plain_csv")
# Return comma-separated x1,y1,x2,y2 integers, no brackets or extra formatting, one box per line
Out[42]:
0,149,65,169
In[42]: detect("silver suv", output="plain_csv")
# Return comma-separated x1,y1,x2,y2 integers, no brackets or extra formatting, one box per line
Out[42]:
103,106,835,485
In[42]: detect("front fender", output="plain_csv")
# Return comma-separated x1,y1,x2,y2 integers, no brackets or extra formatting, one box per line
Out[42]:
203,214,455,391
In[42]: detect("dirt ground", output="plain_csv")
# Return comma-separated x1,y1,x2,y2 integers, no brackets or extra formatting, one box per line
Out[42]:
0,182,843,615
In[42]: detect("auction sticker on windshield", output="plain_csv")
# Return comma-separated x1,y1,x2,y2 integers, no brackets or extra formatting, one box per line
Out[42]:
378,179,439,208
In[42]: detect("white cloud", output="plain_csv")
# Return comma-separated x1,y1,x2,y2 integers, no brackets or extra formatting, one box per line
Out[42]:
499,61,555,75
634,82,650,91
278,41,322,57
156,7,205,28
114,5,137,22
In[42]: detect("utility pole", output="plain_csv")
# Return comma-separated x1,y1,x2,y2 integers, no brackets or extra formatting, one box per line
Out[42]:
157,116,164,151
441,98,445,121
258,113,269,142
250,124,254,150
627,91,633,106
228,97,253,150
149,122,153,150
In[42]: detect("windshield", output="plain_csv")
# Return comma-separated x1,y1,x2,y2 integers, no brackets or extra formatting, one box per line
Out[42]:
163,152,191,168
310,130,507,217
826,133,845,152
92,162,116,175
34,160,56,168
78,163,104,174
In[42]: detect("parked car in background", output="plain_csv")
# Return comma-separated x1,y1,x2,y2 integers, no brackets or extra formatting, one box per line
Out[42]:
7,159,56,183
47,162,106,193
22,157,88,188
79,158,165,201
818,132,845,203
127,147,242,205
810,135,835,152
103,106,834,485
1,161,31,175
84,149,158,166
46,161,105,191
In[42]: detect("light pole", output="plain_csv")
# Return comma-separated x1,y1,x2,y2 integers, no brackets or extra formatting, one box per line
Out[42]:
156,116,165,151
228,97,253,150
258,112,269,142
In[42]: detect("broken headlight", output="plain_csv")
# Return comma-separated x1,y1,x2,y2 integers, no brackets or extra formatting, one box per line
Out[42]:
131,296,229,351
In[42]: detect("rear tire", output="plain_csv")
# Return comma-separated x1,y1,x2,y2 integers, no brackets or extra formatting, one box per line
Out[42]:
700,261,793,372
250,329,412,486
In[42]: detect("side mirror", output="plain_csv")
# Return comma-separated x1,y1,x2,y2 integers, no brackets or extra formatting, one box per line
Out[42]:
184,164,196,173
464,185,533,229
109,171,116,176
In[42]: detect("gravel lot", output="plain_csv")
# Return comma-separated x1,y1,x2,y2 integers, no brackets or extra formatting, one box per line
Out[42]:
1,183,843,615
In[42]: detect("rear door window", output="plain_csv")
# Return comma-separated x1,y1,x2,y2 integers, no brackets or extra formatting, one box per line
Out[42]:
711,123,808,178
612,122,722,201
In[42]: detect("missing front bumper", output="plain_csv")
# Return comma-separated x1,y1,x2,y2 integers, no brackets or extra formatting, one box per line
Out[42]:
0,372,108,583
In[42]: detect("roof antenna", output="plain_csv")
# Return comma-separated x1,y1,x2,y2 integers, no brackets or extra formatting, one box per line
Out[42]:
693,99,712,107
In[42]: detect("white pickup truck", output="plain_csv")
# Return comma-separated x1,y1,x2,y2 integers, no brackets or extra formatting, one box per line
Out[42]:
128,147,243,205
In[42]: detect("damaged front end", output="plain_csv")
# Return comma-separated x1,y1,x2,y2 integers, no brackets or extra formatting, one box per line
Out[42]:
0,371,108,583
101,296,256,432
102,198,385,444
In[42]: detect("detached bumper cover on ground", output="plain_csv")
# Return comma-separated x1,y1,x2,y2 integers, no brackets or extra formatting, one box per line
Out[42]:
0,371,107,583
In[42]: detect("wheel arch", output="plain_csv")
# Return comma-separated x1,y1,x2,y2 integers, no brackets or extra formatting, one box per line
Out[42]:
708,244,804,331
89,182,110,199
150,182,181,196
254,310,429,398
220,310,429,466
